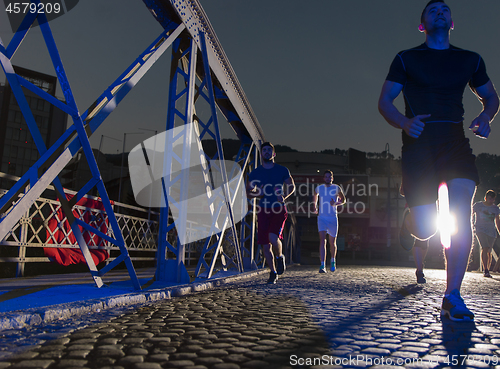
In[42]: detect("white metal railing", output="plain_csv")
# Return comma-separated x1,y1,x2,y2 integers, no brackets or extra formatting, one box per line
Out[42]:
0,173,160,277
0,172,298,278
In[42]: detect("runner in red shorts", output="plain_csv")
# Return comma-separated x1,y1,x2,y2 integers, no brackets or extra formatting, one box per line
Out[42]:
246,142,295,284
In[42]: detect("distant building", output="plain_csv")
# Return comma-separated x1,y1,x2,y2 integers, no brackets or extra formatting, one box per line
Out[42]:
0,66,67,187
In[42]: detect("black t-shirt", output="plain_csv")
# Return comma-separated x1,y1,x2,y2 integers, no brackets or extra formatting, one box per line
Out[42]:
386,43,490,145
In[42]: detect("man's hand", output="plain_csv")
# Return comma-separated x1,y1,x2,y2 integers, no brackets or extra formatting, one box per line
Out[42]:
401,114,430,138
330,198,342,206
248,184,264,199
469,112,491,139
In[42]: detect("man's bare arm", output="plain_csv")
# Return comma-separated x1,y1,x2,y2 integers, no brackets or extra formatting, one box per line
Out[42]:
312,192,319,213
336,188,346,206
283,177,295,201
378,80,430,138
470,80,500,139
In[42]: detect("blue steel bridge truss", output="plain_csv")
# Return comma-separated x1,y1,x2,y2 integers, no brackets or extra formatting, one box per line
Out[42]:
0,0,266,288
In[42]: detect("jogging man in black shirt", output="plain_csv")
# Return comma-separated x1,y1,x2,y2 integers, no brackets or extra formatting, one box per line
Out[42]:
378,0,499,321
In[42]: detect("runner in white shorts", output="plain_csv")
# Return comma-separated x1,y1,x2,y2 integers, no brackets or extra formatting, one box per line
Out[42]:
312,170,346,273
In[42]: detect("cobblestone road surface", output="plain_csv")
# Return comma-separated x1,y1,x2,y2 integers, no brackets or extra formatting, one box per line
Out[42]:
1,265,500,368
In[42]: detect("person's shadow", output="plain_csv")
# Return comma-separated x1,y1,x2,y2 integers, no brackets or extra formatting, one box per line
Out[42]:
441,317,475,366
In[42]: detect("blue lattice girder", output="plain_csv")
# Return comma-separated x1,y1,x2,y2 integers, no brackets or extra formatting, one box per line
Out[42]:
0,2,185,289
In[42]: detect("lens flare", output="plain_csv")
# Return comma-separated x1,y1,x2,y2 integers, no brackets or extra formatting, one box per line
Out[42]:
437,183,456,249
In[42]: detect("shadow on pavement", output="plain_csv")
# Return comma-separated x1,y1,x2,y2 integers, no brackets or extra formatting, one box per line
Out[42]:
441,318,475,360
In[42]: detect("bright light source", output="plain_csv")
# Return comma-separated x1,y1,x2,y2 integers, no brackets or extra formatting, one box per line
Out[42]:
437,182,456,249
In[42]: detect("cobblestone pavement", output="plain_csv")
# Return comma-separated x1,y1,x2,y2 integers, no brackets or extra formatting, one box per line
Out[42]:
1,265,500,368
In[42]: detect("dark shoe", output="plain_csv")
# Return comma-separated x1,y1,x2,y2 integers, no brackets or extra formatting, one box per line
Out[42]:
399,208,415,251
276,255,286,275
267,271,278,284
319,266,327,273
441,289,474,322
330,260,336,272
484,270,492,278
416,270,426,284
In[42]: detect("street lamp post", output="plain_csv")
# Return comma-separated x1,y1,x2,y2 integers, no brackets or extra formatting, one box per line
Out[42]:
118,132,143,204
96,134,122,168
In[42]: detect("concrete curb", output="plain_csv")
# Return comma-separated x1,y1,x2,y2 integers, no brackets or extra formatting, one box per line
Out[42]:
0,268,269,332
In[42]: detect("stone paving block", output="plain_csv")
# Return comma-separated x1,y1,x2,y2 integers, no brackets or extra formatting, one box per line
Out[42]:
224,354,248,363
468,347,495,355
218,333,241,339
390,350,420,359
11,360,54,368
170,352,198,360
117,355,144,365
68,339,97,346
85,357,116,367
360,347,392,356
151,346,177,354
96,338,120,346
249,345,275,352
236,336,259,342
195,334,218,340
475,343,500,350
128,348,149,356
162,359,195,367
92,348,125,358
225,347,251,355
147,337,171,343
56,359,88,367
38,351,64,360
197,349,229,357
420,338,442,345
44,338,71,346
335,344,361,351
350,340,379,348
412,328,434,335
5,352,39,360
148,354,170,362
375,338,401,344
402,341,431,348
239,360,270,368
133,363,162,369
215,338,239,344
193,357,223,366
90,344,122,351
63,350,90,359
211,364,240,369
243,351,269,360
67,333,99,340
178,344,203,352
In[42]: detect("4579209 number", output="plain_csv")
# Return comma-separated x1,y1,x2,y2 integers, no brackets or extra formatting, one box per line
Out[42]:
5,2,61,14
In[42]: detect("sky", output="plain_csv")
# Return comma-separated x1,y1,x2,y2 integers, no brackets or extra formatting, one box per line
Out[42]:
1,0,500,158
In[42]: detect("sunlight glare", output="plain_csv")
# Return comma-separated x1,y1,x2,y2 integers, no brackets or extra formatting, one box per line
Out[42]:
437,182,456,249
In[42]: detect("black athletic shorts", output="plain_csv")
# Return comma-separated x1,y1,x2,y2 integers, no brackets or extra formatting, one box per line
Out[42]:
401,123,479,208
